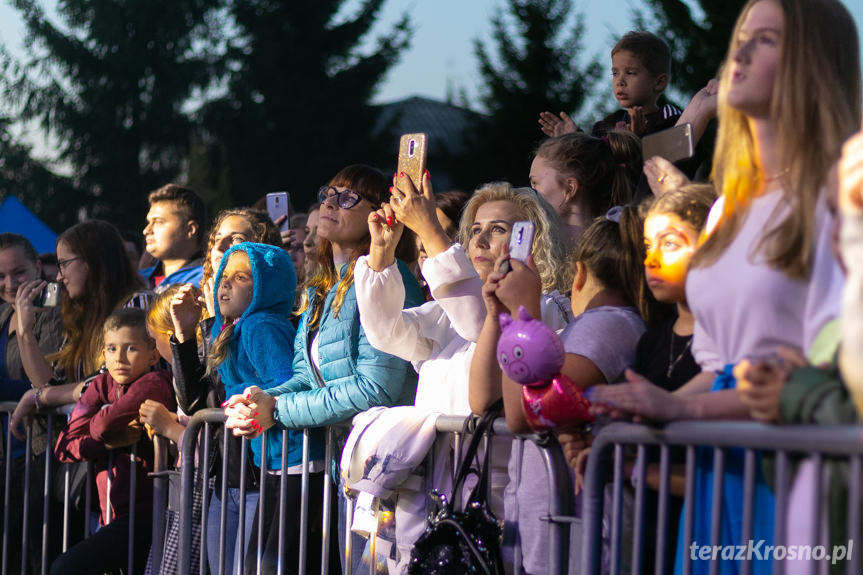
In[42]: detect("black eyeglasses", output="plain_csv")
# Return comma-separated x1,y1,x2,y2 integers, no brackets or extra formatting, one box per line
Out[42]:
318,186,362,209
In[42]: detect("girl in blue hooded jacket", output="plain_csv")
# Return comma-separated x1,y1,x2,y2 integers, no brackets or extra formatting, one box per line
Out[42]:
208,241,306,575
224,164,423,575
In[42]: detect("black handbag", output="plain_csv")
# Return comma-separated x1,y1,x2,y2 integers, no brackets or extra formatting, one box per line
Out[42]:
408,401,505,575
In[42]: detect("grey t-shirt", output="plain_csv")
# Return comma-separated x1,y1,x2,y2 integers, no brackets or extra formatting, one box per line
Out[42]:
506,306,645,574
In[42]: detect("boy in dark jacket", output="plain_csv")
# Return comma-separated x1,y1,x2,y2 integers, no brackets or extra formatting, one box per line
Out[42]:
52,308,175,575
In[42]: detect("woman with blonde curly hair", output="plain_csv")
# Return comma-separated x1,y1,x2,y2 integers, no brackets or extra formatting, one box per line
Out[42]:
348,174,572,571
358,176,572,414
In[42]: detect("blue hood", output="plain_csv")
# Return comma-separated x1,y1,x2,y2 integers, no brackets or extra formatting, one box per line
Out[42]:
211,242,297,340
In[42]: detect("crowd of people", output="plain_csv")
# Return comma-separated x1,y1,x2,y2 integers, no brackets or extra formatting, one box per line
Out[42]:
2,0,863,573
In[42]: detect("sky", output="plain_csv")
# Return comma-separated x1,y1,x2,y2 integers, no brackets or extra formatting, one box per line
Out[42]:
0,0,862,144
363,0,863,107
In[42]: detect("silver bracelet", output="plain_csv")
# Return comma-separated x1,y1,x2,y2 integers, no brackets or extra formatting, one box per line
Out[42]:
33,387,44,411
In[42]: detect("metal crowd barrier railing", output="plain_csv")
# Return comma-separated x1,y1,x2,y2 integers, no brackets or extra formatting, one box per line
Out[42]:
0,400,169,575
174,408,577,575
581,421,863,575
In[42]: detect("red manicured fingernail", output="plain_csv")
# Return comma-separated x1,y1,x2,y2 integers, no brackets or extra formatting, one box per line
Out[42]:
253,412,259,417
424,169,430,179
245,393,251,399
386,216,393,226
399,171,405,178
221,401,228,407
371,213,378,221
388,186,393,194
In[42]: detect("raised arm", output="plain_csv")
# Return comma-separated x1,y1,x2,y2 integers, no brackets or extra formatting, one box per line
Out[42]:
422,244,486,343
14,280,57,388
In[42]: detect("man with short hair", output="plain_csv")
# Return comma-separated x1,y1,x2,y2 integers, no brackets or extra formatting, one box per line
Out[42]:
140,184,206,290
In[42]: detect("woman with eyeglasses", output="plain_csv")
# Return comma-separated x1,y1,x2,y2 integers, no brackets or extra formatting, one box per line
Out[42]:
10,220,146,439
222,164,423,575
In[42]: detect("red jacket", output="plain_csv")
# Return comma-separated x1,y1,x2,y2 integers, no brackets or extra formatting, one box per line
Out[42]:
54,369,175,523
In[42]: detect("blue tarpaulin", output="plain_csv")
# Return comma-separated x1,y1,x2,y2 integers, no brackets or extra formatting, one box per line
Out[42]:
0,196,58,254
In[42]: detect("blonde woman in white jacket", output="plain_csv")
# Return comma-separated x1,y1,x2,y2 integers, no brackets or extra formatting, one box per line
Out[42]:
356,173,573,416
353,173,572,572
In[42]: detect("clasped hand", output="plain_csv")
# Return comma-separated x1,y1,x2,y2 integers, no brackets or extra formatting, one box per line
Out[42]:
223,386,277,438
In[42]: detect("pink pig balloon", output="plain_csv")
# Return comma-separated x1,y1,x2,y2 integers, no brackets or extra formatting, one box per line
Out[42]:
497,306,594,431
497,306,565,385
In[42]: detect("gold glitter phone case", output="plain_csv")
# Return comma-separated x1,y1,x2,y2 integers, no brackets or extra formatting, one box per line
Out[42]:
397,133,428,190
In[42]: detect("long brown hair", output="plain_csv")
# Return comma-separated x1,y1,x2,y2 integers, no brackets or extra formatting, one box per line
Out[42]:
298,164,417,332
50,220,145,378
201,208,282,290
573,205,665,323
692,0,861,278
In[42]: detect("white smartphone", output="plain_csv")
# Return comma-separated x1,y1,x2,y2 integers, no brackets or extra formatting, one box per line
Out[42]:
641,123,695,164
34,282,60,308
266,192,290,232
499,221,536,274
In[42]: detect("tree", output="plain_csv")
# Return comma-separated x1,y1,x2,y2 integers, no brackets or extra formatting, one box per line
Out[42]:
0,118,81,231
463,0,601,186
2,0,224,229
191,0,411,212
634,0,747,98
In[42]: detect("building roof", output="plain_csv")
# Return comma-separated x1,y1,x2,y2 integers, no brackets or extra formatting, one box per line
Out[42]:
372,95,482,157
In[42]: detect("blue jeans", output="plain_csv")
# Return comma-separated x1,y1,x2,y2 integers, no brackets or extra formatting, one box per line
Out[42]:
206,487,259,575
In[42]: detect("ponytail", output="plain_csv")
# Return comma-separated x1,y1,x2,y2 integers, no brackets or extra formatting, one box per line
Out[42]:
572,205,669,323
534,132,637,220
604,129,643,203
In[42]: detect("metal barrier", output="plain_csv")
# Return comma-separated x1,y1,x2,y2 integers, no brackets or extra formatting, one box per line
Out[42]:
0,400,169,575
581,421,863,575
175,408,577,575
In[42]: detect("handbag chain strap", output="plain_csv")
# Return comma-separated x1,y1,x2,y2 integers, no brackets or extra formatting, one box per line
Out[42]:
451,399,503,510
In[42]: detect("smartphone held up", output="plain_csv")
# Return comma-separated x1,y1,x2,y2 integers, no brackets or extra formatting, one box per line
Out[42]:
33,282,60,308
397,133,428,190
266,192,290,232
641,123,695,164
499,221,536,274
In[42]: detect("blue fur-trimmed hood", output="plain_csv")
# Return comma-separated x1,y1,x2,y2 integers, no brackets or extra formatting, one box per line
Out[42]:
211,242,297,341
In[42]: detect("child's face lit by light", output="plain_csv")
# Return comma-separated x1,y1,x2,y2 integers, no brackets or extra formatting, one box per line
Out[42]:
217,251,254,320
643,212,698,304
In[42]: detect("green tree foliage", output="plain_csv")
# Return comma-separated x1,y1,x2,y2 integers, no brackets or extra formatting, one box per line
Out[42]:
191,0,410,212
464,0,600,186
0,118,81,232
2,0,223,229
635,0,747,97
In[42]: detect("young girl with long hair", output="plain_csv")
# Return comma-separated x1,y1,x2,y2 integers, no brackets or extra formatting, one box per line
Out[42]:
590,1,860,573
167,207,282,575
